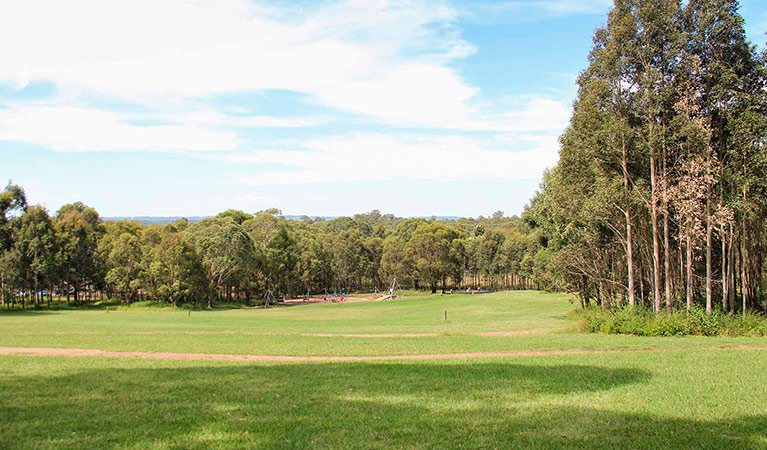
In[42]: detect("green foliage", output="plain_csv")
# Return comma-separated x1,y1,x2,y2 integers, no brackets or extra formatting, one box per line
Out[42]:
578,306,767,337
2,181,548,307
266,226,299,296
520,0,767,313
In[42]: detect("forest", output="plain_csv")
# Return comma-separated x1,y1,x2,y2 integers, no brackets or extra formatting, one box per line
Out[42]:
0,185,548,308
525,0,767,315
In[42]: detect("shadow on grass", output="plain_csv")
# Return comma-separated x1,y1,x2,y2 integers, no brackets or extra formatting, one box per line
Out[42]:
0,302,257,314
0,309,61,316
0,361,760,449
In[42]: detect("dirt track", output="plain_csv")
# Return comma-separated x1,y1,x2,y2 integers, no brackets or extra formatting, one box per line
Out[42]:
1,345,765,362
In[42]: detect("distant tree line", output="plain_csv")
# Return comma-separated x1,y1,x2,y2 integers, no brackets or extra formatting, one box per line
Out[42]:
524,0,767,314
0,185,551,308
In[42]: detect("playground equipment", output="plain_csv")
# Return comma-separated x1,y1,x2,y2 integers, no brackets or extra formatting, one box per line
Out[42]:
377,278,400,301
263,290,275,308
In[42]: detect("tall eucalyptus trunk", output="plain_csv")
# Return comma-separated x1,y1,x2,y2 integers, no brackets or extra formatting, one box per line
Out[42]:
622,135,635,306
705,195,713,314
686,234,693,312
651,152,662,313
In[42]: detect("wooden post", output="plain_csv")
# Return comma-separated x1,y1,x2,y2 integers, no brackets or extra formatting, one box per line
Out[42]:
444,310,447,322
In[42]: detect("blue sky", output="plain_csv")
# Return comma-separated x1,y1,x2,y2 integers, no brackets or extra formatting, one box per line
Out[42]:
2,0,765,218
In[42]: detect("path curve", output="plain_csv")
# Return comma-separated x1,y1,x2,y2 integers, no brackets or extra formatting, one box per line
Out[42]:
1,345,765,362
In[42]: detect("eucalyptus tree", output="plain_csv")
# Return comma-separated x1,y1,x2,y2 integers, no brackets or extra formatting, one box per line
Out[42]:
99,221,143,302
330,228,366,290
185,217,258,302
266,226,299,297
379,235,415,287
295,228,334,293
105,232,143,304
406,222,460,293
0,183,27,306
152,229,209,307
581,0,646,305
16,205,58,306
55,202,104,304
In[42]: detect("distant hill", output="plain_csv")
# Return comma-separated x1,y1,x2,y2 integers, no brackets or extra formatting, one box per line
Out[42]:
103,216,208,225
104,215,463,224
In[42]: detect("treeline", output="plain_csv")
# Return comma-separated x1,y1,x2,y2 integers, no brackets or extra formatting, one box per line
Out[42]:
0,185,549,308
524,0,767,314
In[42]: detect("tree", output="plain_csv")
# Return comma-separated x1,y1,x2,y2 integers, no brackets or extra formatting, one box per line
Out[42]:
0,183,27,307
185,217,257,303
104,232,143,304
380,236,415,287
407,223,460,293
266,226,299,297
16,206,58,306
55,202,103,305
152,230,209,307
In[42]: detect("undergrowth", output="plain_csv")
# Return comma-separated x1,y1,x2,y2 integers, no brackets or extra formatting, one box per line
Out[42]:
575,305,767,337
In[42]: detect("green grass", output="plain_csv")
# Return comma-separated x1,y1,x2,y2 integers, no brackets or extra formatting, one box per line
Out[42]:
2,290,766,356
2,290,767,448
2,350,767,449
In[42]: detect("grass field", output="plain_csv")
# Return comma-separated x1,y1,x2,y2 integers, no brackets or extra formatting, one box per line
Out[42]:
2,291,767,449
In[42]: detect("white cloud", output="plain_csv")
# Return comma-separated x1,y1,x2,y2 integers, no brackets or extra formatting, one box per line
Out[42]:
0,105,239,152
0,0,573,172
0,0,477,126
227,132,559,185
155,110,329,129
463,97,570,132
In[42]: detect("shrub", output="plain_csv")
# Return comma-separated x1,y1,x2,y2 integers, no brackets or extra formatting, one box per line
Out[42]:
575,305,767,337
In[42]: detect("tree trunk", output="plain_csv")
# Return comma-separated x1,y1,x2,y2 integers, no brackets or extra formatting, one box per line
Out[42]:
729,224,736,312
741,220,747,318
678,234,684,302
722,235,728,312
33,266,39,307
663,139,671,312
705,196,713,315
650,153,662,313
686,235,693,312
622,137,635,306
664,212,671,312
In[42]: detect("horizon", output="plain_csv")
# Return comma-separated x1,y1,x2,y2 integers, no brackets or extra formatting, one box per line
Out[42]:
99,213,502,224
3,0,766,218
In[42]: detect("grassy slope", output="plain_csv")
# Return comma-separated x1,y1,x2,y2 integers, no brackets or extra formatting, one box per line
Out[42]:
2,291,767,449
2,290,767,356
1,350,767,449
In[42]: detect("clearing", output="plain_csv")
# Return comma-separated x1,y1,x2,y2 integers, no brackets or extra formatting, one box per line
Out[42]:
1,290,767,449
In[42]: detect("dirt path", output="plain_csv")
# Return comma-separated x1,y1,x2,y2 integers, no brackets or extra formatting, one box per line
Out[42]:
1,345,766,362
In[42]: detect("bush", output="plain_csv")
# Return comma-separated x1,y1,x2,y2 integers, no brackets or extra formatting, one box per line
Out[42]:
574,305,767,337
126,300,172,309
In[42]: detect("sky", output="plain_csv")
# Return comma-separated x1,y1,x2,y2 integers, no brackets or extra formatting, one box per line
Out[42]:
2,0,765,218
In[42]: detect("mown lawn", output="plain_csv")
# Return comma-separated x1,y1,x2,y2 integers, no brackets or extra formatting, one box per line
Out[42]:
1,350,767,449
1,290,767,448
3,290,767,356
